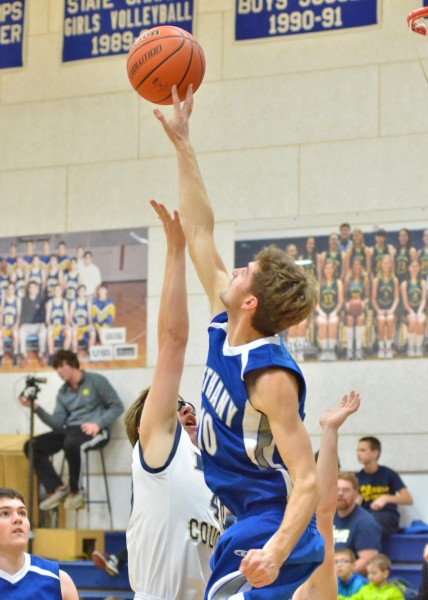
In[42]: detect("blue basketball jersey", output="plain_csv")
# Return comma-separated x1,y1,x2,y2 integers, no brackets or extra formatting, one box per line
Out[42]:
0,553,62,600
198,312,307,520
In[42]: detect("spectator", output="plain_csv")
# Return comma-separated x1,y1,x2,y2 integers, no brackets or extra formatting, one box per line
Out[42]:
339,554,405,599
78,251,101,298
339,222,353,253
19,349,124,511
19,281,47,365
356,436,413,537
0,487,79,599
335,548,368,597
334,472,382,574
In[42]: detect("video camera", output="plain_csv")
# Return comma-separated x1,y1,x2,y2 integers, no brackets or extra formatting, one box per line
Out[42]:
22,376,47,402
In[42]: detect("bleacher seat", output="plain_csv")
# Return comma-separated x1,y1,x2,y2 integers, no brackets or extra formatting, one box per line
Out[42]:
385,533,428,590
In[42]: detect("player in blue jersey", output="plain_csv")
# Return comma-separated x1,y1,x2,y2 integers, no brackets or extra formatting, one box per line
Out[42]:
154,85,324,599
91,283,116,341
0,487,79,600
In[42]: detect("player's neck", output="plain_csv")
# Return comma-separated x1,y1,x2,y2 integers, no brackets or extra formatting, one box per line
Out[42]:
227,313,264,346
0,550,26,575
363,460,378,473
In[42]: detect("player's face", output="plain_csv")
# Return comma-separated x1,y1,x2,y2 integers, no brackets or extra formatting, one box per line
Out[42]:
221,261,259,310
367,565,387,586
334,555,354,580
357,441,377,465
352,259,363,277
336,480,358,510
409,261,420,278
0,497,30,553
177,400,198,445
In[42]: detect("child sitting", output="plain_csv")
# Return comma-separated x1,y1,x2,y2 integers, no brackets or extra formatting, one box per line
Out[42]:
335,548,368,597
339,554,404,599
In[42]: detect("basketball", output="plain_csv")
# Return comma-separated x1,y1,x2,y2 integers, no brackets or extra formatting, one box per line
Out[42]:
348,299,364,317
126,25,206,105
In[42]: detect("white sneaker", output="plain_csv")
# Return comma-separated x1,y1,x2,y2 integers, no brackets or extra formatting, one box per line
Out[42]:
64,492,85,510
355,349,363,360
378,346,386,359
385,348,393,359
39,487,69,511
347,349,353,360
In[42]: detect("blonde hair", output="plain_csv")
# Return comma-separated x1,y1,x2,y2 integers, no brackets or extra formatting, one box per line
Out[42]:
251,245,319,334
367,554,391,572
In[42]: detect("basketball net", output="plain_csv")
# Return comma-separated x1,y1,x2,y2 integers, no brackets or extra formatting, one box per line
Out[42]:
408,7,428,86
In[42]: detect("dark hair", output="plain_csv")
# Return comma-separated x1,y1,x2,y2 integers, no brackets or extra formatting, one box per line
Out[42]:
397,228,412,251
0,487,25,504
124,387,150,447
52,350,80,370
340,223,351,230
251,245,319,334
359,436,381,457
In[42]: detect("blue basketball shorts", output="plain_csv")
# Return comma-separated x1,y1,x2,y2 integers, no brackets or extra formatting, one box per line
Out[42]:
205,508,325,600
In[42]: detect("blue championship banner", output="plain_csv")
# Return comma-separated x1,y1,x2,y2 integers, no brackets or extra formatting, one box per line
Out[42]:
62,0,194,63
235,0,378,41
0,0,25,69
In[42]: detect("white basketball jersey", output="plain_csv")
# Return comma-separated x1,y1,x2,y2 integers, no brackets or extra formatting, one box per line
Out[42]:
127,425,222,600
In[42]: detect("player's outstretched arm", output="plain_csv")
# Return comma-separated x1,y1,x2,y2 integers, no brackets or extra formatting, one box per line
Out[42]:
240,369,320,588
293,391,361,600
153,85,229,316
138,200,188,466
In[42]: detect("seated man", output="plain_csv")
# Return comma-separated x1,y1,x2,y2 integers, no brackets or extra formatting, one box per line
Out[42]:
334,472,382,574
20,349,124,511
356,436,413,537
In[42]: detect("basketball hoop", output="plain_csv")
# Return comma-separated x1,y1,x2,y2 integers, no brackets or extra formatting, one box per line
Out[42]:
407,7,428,87
407,7,428,36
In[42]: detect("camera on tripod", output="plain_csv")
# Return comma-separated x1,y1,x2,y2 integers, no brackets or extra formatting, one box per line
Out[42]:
22,376,47,402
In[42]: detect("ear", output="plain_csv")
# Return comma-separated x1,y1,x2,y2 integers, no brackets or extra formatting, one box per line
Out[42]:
242,294,258,312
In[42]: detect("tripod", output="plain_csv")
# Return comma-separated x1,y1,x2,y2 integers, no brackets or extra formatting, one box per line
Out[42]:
22,379,42,553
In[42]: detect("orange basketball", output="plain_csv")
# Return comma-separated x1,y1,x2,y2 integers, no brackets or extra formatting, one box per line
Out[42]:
127,25,206,105
348,299,364,317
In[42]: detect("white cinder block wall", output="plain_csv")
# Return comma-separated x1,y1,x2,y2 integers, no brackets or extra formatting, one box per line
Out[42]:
0,1,427,530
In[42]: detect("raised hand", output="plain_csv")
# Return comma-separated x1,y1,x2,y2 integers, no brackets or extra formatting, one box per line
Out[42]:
319,390,361,431
153,84,193,147
149,199,185,250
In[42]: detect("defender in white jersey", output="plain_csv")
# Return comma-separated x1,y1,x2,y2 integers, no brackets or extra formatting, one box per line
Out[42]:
154,87,323,599
0,487,78,600
126,201,222,600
